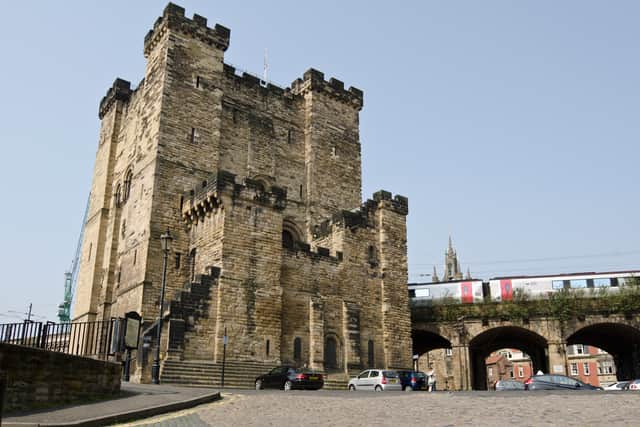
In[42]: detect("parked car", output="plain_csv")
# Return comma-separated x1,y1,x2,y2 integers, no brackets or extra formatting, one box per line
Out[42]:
524,374,601,391
255,366,324,391
348,369,402,391
604,381,631,391
397,370,427,391
628,379,640,390
495,379,525,391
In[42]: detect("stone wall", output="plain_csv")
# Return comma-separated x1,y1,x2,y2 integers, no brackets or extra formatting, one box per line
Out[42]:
0,343,121,412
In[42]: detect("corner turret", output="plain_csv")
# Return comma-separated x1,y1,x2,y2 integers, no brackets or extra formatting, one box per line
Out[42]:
291,68,363,110
98,78,132,119
144,3,230,57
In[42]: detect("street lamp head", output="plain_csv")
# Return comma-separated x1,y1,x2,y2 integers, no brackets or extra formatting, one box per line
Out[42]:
160,228,173,253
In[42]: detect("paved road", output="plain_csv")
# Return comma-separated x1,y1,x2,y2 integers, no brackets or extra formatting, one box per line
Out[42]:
116,389,639,426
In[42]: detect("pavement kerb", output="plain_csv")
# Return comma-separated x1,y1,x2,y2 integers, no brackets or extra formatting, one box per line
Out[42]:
2,391,221,427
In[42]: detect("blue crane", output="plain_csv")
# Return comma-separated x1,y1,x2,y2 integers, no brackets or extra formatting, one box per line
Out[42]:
58,194,90,323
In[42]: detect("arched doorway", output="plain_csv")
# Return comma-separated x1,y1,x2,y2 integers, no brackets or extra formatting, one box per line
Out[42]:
325,336,338,370
566,323,640,381
412,329,455,389
469,326,548,390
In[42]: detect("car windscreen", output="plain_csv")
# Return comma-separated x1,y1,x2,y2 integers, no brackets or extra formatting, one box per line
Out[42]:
294,368,317,374
414,372,426,378
382,371,398,378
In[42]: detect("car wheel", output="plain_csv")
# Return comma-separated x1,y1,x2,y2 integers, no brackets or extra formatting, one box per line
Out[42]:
284,380,293,391
375,385,382,392
404,385,413,392
255,379,263,390
348,384,356,391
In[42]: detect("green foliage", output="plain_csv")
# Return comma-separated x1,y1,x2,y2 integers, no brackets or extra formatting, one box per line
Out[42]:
414,280,640,323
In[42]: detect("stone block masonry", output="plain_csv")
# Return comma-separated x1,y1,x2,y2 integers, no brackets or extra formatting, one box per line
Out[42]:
73,2,412,383
0,343,120,412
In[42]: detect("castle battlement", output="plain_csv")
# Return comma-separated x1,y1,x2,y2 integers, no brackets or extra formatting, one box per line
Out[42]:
144,3,230,57
98,78,132,119
313,191,409,239
291,68,363,110
223,63,295,101
181,170,287,224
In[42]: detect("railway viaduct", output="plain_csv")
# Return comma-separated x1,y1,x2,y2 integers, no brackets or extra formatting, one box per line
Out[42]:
411,302,640,390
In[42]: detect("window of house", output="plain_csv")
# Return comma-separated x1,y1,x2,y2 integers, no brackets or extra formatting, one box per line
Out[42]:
445,348,453,357
509,370,514,378
488,367,493,377
518,366,524,378
575,344,584,355
570,363,578,376
583,363,590,376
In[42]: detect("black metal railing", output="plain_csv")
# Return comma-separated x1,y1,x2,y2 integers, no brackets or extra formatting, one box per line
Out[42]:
0,318,125,359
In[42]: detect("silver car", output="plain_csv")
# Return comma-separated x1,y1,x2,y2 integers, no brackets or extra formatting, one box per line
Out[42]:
348,369,402,391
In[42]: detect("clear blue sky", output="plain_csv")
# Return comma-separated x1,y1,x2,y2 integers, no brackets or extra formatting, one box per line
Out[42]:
0,1,638,322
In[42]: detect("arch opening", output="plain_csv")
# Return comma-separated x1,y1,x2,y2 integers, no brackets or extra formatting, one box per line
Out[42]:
469,326,548,390
566,323,640,381
412,329,455,389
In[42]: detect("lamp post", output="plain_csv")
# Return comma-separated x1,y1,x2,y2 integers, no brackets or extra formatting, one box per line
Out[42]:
152,228,172,384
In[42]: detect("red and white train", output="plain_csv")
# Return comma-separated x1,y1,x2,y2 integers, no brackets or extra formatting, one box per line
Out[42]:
408,270,640,304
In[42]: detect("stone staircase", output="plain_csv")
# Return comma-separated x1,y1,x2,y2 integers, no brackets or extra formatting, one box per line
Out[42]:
161,359,273,389
161,359,357,390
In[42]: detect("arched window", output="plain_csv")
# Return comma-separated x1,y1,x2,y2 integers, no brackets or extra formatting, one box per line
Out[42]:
115,184,122,208
293,337,302,363
282,230,295,249
282,219,303,249
123,169,133,203
368,340,374,368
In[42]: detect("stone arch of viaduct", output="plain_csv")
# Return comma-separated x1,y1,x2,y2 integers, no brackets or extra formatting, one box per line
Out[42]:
412,315,640,390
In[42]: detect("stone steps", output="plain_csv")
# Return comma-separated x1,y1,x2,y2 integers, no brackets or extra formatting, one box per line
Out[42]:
160,359,272,388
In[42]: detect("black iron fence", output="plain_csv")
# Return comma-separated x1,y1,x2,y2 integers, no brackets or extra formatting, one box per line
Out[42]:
0,318,125,359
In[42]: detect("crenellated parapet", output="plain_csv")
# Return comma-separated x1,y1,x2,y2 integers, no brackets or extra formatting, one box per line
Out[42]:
313,191,409,239
372,190,409,215
223,64,296,101
98,78,132,119
144,3,230,57
181,170,287,225
291,68,363,110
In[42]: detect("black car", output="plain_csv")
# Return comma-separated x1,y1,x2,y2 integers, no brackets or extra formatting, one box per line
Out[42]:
397,370,427,391
255,366,324,391
524,374,601,391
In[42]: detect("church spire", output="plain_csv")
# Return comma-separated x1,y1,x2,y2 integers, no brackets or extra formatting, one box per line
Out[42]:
465,267,472,280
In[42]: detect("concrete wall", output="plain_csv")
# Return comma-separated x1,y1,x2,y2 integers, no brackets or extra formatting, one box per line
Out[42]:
0,343,121,412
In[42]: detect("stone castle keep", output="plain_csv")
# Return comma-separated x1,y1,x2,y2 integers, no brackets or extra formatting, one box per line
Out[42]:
73,3,411,383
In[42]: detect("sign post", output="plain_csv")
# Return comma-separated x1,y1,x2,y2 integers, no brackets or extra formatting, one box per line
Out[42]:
221,327,228,389
123,312,142,382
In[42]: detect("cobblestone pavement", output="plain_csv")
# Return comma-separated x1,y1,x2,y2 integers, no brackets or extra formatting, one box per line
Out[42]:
116,389,640,426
